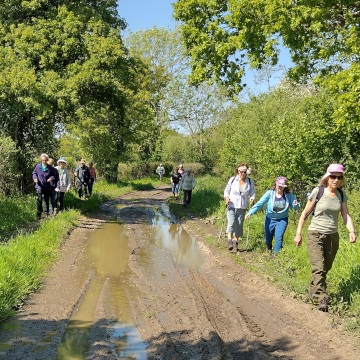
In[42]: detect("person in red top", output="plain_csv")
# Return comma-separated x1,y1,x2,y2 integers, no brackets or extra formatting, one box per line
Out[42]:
88,162,97,196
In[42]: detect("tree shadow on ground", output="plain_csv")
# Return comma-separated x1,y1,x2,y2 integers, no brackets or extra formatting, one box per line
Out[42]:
0,318,299,360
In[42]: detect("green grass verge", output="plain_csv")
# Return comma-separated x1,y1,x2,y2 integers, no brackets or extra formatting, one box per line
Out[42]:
0,210,79,321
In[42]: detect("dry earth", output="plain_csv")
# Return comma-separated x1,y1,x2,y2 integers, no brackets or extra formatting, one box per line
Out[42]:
0,185,359,359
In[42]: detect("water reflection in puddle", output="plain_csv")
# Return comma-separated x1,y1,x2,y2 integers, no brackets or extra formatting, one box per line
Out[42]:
57,204,203,359
151,208,204,271
56,222,146,360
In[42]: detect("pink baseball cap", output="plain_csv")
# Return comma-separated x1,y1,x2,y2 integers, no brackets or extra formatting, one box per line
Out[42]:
326,164,344,173
276,176,287,187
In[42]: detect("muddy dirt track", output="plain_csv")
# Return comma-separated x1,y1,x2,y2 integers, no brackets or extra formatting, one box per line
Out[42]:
0,185,359,359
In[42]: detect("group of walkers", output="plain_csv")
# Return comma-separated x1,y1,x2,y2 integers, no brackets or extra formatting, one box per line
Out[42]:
224,162,356,311
32,154,97,220
169,164,196,207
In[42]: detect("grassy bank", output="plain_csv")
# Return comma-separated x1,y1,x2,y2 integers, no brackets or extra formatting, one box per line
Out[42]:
170,174,360,334
0,177,158,322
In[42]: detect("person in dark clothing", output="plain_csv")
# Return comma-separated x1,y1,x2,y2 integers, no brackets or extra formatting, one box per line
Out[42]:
88,162,97,196
170,167,182,200
47,158,59,215
74,159,90,199
32,153,58,220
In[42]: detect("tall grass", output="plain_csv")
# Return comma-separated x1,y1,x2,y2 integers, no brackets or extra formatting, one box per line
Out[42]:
0,210,79,321
0,194,36,241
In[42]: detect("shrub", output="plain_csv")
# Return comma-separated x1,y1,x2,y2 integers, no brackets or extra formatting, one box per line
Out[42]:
0,135,20,195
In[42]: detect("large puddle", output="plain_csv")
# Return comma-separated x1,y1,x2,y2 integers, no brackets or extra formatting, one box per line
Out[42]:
56,204,204,359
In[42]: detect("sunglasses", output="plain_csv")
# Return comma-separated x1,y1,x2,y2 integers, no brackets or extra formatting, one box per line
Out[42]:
329,174,343,180
238,171,247,174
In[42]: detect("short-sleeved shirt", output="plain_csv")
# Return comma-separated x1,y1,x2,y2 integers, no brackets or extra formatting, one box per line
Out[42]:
308,187,347,234
171,173,182,184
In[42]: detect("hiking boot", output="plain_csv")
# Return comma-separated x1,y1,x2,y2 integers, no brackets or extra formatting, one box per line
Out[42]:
318,297,329,311
230,240,238,253
54,208,59,216
227,240,233,251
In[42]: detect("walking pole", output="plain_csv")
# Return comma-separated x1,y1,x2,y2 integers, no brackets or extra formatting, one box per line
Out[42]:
217,208,227,247
245,217,251,250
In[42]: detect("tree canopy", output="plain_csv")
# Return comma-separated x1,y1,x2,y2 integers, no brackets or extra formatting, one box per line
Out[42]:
173,1,360,113
0,1,154,184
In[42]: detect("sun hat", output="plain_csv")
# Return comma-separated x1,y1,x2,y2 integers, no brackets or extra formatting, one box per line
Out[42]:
57,157,67,165
276,176,287,187
326,163,344,174
80,159,86,164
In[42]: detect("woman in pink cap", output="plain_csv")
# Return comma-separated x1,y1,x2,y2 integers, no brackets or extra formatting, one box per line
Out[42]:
245,176,300,255
294,164,356,312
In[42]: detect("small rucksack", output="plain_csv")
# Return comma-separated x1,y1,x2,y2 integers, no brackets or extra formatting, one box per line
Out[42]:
305,185,344,219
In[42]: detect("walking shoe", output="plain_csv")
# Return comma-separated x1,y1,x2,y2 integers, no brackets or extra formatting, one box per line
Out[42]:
227,240,233,251
54,208,59,215
318,297,329,311
230,240,238,253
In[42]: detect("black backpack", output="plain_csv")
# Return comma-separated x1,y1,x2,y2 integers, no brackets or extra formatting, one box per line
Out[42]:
305,185,344,219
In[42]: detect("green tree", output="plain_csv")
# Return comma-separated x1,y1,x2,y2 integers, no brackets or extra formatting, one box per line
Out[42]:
163,79,231,165
124,27,189,161
0,1,151,185
173,1,360,127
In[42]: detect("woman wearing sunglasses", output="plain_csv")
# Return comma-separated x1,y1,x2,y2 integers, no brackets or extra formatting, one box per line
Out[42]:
224,163,255,253
294,164,356,312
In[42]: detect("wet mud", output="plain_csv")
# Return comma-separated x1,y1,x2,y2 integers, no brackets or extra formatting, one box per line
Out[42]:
0,185,359,360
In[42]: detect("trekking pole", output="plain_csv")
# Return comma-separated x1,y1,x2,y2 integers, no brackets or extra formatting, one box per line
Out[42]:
245,217,251,250
217,208,227,247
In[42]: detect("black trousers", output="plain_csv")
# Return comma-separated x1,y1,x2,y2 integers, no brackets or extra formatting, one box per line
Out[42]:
36,190,50,215
183,189,192,204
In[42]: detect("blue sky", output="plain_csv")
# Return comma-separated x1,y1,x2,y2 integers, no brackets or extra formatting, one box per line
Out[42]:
116,0,292,95
117,0,175,32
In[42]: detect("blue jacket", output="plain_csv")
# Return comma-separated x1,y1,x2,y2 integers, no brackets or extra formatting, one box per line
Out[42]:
32,163,57,192
248,189,300,219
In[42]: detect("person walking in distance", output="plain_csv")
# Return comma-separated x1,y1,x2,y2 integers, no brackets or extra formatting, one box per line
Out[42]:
88,162,97,196
55,157,71,212
178,163,184,176
179,167,196,207
32,153,57,220
47,158,59,215
224,163,255,253
245,176,300,256
294,164,356,311
170,167,182,200
74,159,90,199
156,163,165,181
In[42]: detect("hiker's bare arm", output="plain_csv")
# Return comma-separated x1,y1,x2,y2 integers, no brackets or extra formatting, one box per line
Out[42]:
294,199,315,246
341,202,357,243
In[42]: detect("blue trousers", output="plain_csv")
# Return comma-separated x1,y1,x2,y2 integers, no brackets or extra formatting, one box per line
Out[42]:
264,216,288,254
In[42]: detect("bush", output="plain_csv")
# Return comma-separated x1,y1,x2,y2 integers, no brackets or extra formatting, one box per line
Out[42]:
0,135,20,195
